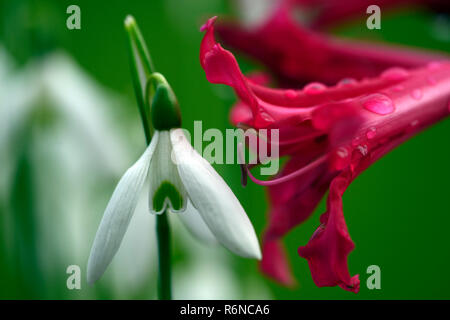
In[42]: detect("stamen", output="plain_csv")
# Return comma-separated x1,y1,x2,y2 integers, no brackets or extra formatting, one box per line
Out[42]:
238,143,327,186
237,143,248,187
240,163,248,187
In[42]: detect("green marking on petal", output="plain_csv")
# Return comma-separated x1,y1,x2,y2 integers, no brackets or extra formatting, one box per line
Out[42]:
152,180,183,212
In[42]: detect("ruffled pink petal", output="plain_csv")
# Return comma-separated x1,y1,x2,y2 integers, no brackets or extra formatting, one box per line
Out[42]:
265,152,331,238
200,15,450,293
298,171,359,293
215,4,445,85
291,0,450,29
260,238,296,286
201,16,316,128
230,73,271,125
230,101,253,125
247,72,405,108
258,152,333,285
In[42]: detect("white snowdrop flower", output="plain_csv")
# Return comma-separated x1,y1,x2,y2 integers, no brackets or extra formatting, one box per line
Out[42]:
87,72,261,284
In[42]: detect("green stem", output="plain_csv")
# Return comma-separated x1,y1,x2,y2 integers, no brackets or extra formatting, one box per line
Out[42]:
124,15,155,142
124,15,172,300
156,211,172,299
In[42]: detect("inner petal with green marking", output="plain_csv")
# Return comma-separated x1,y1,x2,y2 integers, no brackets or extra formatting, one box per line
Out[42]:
153,180,184,212
148,130,187,214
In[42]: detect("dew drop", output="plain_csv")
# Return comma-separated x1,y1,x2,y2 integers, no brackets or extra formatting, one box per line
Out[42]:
258,108,274,122
411,89,423,100
337,147,348,158
361,93,395,115
407,120,420,133
410,120,419,127
381,67,409,81
285,89,298,99
337,78,357,87
357,144,369,157
304,82,326,94
366,127,377,140
333,147,350,170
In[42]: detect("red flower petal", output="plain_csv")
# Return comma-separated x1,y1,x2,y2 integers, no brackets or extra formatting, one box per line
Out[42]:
260,238,296,286
215,4,444,85
200,15,450,293
298,171,359,292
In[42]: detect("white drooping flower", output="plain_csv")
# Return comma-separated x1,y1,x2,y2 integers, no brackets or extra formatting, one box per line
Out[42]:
87,73,261,285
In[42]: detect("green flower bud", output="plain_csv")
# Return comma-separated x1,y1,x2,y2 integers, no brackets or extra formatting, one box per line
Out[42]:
148,73,181,130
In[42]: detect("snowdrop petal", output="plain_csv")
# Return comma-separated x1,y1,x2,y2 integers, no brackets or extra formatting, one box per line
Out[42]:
148,130,187,214
173,200,217,245
87,132,159,284
170,129,261,259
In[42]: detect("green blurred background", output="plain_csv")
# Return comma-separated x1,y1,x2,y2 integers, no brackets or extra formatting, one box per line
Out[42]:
0,0,449,299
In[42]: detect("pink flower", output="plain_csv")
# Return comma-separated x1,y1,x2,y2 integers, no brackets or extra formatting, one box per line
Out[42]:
284,0,449,30
214,1,445,86
200,16,450,292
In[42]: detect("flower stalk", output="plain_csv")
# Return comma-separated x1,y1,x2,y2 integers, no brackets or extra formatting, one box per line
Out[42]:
124,15,155,143
156,210,171,299
125,15,172,300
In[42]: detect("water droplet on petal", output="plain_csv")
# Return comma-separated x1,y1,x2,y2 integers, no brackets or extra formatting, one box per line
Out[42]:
366,127,377,139
381,67,409,81
304,82,326,95
333,147,350,170
258,108,274,122
410,120,419,127
361,93,395,115
285,89,298,99
337,148,348,158
357,144,369,157
411,89,423,100
406,120,420,133
337,78,357,87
